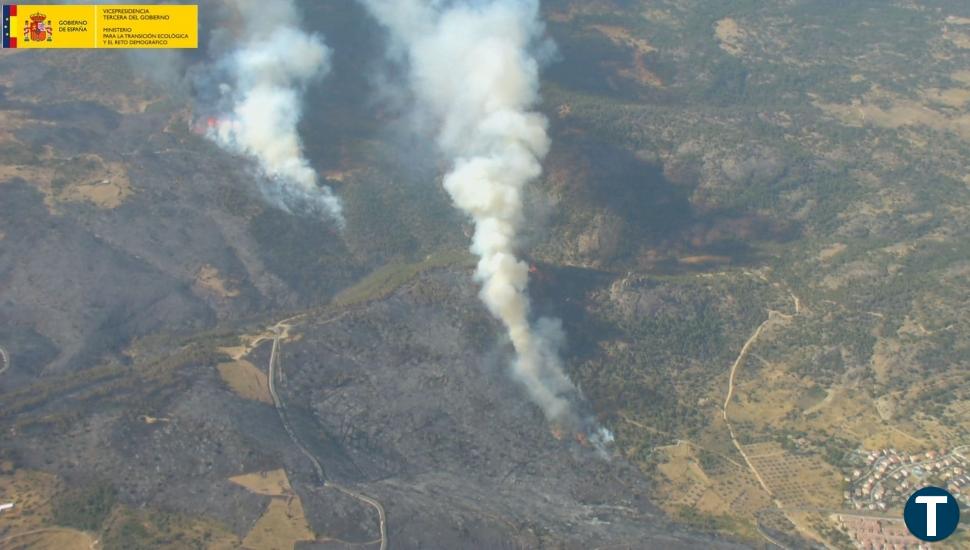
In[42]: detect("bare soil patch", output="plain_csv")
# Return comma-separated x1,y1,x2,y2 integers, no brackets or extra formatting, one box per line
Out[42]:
715,18,746,56
217,360,272,404
195,265,240,299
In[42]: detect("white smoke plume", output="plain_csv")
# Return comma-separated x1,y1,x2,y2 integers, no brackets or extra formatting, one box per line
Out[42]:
203,0,343,225
361,0,611,448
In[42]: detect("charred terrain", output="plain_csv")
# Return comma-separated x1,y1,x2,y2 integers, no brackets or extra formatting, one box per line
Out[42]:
2,1,970,548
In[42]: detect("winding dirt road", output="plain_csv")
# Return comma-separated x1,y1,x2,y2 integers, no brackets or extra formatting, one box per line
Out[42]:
721,290,802,549
0,345,9,376
722,312,780,501
267,325,388,550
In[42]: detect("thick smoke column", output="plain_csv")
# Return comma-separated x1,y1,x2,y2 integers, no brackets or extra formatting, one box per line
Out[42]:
362,0,611,447
205,0,343,225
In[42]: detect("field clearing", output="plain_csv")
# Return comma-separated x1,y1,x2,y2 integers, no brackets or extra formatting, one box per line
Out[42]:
102,505,240,550
793,385,926,451
818,242,848,262
57,160,132,209
715,18,746,56
229,469,293,497
230,469,314,550
54,155,131,209
240,497,314,550
0,467,59,537
1,528,96,550
944,28,970,49
0,146,133,211
800,388,931,451
589,24,656,54
61,181,129,208
745,442,842,509
953,70,970,86
922,86,970,109
730,366,807,426
653,440,770,540
194,265,240,299
816,88,970,141
217,360,273,404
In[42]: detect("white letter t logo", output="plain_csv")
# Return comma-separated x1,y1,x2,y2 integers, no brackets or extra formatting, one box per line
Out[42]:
915,495,949,537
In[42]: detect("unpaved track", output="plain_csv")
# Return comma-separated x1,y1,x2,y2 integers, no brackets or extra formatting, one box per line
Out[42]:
267,326,388,550
721,290,804,549
722,312,779,499
0,346,9,376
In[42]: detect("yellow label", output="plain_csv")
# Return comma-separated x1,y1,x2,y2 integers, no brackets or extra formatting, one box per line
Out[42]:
9,4,197,49
13,5,95,48
97,5,197,49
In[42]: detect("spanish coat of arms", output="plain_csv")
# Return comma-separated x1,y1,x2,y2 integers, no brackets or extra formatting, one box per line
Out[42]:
24,13,53,42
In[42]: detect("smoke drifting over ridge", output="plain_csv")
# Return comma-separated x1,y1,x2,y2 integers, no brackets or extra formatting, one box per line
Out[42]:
361,0,611,447
199,0,343,225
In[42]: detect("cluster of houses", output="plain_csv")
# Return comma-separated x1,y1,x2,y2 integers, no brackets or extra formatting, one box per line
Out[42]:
835,515,925,550
843,448,970,511
837,448,968,549
843,449,970,511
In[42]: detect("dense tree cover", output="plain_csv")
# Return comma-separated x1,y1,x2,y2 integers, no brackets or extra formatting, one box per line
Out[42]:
52,481,117,532
574,275,775,442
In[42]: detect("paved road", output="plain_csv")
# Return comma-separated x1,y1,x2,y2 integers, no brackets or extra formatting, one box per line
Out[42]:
329,483,388,550
267,326,388,550
268,328,326,483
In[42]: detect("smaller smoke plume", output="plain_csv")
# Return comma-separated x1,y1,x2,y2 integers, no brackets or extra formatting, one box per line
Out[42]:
203,0,343,225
